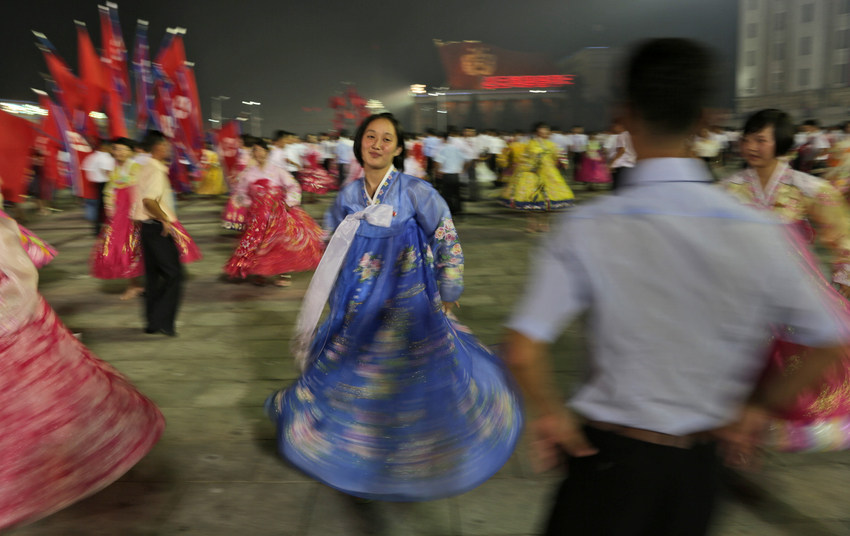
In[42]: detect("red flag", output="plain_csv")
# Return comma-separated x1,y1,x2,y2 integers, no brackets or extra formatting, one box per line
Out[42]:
77,23,107,114
42,50,84,120
99,3,131,104
182,64,204,138
0,111,37,203
36,94,62,191
104,86,128,138
173,65,203,156
156,34,187,83
213,120,241,177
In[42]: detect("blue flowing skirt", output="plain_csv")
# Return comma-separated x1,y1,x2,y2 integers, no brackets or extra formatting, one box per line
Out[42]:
266,219,522,501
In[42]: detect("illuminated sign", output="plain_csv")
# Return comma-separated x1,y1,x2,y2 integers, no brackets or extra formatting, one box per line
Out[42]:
481,75,575,90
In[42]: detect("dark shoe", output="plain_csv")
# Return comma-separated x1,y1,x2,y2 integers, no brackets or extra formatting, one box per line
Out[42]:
144,327,158,334
159,328,177,337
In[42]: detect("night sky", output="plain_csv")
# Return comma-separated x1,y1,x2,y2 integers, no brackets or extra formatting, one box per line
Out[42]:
1,0,738,135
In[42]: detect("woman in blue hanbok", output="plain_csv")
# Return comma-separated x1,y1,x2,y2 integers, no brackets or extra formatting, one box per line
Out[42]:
266,113,522,501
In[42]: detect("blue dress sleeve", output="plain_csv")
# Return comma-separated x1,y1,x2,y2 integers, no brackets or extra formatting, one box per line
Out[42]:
324,183,352,232
409,179,464,302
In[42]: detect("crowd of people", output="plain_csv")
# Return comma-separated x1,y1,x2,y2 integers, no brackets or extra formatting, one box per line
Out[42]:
6,37,850,534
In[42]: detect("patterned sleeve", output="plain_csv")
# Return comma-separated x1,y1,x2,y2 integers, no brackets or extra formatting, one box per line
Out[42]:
809,182,850,286
411,181,464,302
0,218,39,336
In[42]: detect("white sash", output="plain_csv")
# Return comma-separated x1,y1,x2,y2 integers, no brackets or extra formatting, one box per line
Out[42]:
291,203,395,371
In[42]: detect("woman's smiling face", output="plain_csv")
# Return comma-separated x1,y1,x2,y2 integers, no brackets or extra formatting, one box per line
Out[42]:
360,117,401,171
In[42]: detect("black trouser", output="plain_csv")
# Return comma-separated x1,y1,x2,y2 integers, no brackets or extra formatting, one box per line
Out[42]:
441,173,462,215
141,221,183,333
337,163,349,186
611,167,628,191
94,182,107,236
465,163,478,202
545,426,718,536
571,151,584,180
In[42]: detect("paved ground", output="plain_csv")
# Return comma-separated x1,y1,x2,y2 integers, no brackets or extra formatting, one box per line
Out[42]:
7,183,850,535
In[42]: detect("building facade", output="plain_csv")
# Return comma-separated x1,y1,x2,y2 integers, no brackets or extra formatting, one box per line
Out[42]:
737,0,850,124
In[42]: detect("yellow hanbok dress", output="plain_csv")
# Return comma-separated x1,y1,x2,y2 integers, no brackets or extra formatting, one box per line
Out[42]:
498,137,574,211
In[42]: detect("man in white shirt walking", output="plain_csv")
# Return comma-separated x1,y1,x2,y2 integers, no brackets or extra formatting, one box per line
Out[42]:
505,38,848,536
81,139,115,236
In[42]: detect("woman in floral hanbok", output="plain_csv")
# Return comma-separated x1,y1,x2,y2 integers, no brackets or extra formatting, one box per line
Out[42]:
720,108,850,452
266,113,522,501
499,122,574,232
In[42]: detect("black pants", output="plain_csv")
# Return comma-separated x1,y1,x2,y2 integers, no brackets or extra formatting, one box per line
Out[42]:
141,221,183,333
611,167,628,191
94,182,107,236
545,427,718,536
442,173,462,215
465,163,478,202
571,151,584,180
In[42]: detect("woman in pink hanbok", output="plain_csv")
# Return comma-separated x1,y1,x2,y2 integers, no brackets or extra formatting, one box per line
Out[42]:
222,136,253,231
298,136,338,195
90,139,201,299
0,215,164,531
575,134,612,188
721,109,850,452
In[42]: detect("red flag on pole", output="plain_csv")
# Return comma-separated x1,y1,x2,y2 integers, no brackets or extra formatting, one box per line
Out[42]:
0,111,37,203
156,33,187,83
99,3,131,104
182,63,204,139
76,22,107,115
40,46,84,122
35,93,63,191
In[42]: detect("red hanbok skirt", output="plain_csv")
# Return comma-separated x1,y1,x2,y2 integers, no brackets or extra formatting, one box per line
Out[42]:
222,196,248,232
90,188,202,279
223,180,325,278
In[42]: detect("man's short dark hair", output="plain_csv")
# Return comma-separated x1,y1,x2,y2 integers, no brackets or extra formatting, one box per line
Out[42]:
141,130,166,152
112,137,135,150
743,109,796,157
624,38,716,137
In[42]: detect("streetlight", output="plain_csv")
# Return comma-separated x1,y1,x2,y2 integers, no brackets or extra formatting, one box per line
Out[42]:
242,100,261,136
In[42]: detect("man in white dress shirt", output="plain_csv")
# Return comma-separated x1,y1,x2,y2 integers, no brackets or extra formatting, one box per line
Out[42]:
505,38,847,536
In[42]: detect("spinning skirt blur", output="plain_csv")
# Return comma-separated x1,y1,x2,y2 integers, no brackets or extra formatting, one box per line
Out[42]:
266,218,522,501
0,299,164,529
0,210,56,268
223,180,325,278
